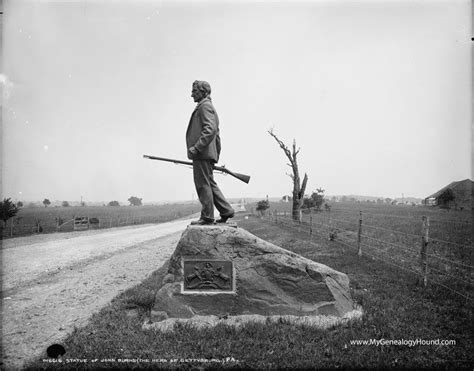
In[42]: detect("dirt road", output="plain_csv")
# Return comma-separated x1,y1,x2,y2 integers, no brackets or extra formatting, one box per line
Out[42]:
1,217,195,370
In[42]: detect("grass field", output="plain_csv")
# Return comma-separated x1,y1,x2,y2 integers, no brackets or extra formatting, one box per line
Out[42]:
1,203,201,239
249,200,472,244
255,201,473,299
26,204,473,370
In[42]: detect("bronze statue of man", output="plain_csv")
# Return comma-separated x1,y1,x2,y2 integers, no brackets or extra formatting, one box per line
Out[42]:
186,80,234,225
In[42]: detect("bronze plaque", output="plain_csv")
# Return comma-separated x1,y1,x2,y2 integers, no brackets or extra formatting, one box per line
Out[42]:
183,259,233,292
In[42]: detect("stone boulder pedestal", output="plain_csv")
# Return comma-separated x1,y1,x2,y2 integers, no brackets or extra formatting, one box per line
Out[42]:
145,225,361,331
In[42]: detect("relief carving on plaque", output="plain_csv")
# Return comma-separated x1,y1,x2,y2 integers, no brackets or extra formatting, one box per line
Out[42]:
184,261,233,291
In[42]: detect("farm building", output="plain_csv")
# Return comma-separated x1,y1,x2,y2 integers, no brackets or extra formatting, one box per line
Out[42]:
423,179,473,210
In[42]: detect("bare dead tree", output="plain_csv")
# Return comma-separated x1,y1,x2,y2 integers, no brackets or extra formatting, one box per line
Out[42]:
268,129,308,222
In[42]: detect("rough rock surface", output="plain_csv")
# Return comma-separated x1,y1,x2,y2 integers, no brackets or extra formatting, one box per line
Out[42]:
150,225,358,325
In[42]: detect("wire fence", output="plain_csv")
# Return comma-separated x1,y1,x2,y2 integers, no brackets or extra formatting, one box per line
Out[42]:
258,207,473,302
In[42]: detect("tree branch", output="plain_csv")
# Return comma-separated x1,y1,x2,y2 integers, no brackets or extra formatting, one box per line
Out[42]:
300,173,308,199
268,129,293,163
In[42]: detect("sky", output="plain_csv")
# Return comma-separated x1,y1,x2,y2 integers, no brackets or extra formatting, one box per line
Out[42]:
1,0,471,204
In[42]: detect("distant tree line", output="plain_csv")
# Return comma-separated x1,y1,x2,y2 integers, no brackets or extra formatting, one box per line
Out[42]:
128,196,142,206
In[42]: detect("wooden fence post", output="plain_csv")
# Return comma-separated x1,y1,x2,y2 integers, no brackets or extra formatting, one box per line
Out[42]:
357,211,362,257
420,216,430,287
309,210,313,238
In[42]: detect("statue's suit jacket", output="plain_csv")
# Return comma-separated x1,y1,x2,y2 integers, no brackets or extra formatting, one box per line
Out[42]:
186,97,221,163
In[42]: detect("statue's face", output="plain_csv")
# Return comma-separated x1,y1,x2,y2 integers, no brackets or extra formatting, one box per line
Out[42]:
191,86,204,102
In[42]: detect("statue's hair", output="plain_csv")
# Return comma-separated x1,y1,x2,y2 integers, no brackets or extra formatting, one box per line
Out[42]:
193,80,211,95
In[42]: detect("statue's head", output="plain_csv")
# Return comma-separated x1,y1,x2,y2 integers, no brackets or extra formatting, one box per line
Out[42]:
191,80,211,102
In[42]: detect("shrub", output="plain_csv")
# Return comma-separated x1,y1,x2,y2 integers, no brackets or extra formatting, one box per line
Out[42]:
1,198,20,224
256,199,270,216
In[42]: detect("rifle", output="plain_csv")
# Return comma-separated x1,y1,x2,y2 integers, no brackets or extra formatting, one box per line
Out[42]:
143,155,251,184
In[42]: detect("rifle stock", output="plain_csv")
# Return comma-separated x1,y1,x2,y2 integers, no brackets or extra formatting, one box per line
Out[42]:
213,165,251,184
143,155,250,184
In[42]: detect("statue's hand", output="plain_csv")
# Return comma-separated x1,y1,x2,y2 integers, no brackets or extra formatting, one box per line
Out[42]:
188,147,198,159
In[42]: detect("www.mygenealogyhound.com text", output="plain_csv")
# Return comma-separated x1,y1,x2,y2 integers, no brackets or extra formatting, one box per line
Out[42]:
350,339,456,347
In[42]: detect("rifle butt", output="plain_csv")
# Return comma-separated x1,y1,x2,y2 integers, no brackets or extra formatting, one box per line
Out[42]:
214,165,250,184
232,172,251,184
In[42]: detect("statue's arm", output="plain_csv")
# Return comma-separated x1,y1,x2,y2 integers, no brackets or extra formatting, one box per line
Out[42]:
191,104,217,154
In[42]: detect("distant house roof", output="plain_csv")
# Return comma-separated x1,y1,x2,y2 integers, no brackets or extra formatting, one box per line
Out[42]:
425,179,473,200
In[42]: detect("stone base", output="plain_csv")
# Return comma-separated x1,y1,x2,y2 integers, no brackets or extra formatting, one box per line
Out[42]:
148,225,361,330
143,310,363,332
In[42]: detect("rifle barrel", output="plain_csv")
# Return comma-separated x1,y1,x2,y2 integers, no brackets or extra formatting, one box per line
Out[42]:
143,155,192,166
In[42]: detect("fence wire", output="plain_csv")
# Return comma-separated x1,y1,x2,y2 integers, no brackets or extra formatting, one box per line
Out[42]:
262,209,473,301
